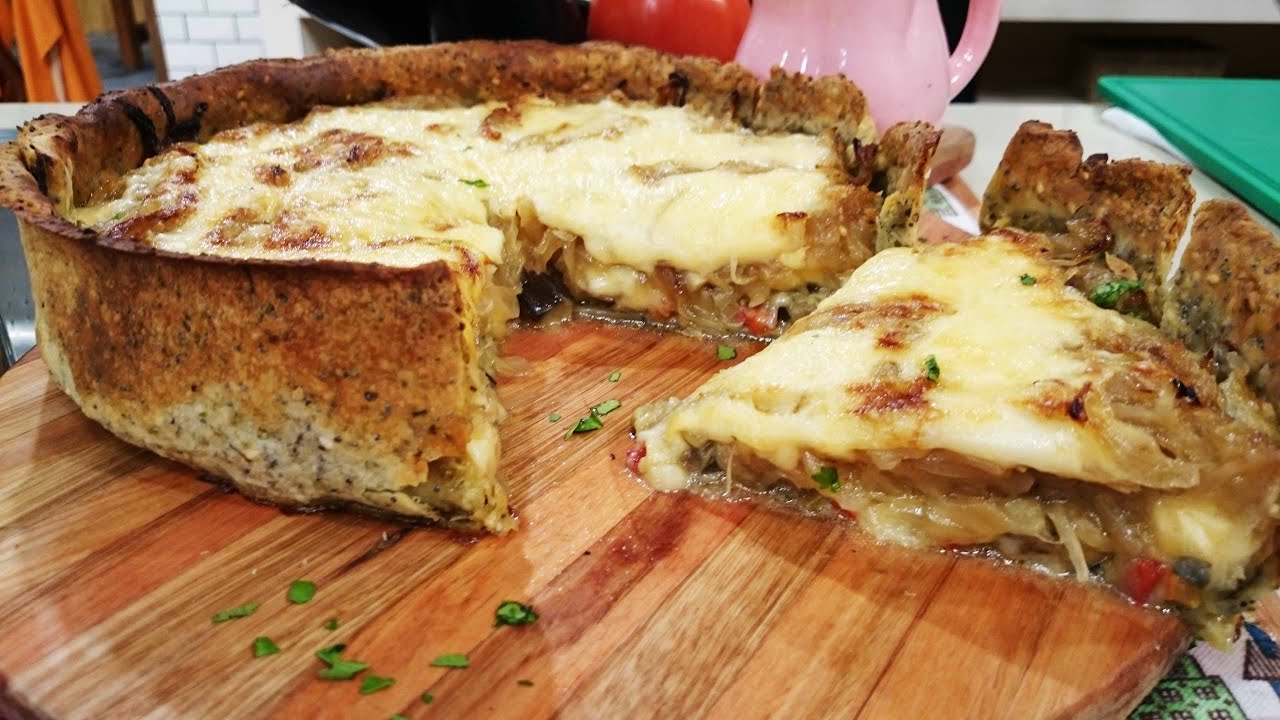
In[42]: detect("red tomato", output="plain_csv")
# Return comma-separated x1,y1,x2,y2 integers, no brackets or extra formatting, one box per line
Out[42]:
625,442,647,474
587,0,752,62
737,304,779,336
1123,557,1169,605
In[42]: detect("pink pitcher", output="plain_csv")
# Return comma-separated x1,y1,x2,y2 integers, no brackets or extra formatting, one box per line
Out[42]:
735,0,1001,130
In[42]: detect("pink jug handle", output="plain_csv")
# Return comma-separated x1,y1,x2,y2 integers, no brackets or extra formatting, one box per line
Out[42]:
948,0,1002,96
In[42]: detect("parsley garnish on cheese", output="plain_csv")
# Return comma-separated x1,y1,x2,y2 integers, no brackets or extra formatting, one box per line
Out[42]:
923,355,941,383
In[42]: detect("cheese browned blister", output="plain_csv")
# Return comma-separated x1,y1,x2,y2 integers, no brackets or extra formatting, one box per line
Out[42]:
636,232,1280,642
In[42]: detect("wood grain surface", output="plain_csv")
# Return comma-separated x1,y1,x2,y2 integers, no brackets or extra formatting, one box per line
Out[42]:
0,189,1190,719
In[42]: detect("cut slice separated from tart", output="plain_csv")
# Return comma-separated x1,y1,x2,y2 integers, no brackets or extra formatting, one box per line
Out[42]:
634,231,1280,643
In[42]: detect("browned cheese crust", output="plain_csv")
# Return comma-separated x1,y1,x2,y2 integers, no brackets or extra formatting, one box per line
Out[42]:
1165,200,1280,420
0,40,936,530
979,121,1194,312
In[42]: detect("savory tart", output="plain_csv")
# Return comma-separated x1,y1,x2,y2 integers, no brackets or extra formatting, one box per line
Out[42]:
0,41,935,531
634,229,1280,642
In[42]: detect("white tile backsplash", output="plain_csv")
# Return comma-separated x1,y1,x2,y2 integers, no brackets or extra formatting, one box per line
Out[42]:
235,15,263,40
186,15,237,41
157,0,269,78
206,0,258,12
215,42,267,66
154,0,206,12
164,42,217,68
157,14,188,41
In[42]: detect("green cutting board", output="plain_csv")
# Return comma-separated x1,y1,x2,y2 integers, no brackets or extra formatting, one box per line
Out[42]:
1098,76,1280,224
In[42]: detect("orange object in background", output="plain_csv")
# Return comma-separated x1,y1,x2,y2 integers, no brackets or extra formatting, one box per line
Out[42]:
586,0,751,63
0,0,103,101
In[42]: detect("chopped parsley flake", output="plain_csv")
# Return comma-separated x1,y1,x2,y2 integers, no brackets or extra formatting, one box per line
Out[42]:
1088,278,1143,309
591,399,622,417
323,617,340,631
608,371,622,382
288,579,316,604
811,466,840,492
112,210,125,220
430,652,469,669
391,715,409,720
212,602,259,623
459,178,489,188
1020,274,1036,286
494,600,539,627
716,344,737,361
517,679,534,687
548,412,561,422
422,692,435,704
252,636,280,657
318,659,369,681
923,355,940,383
316,644,346,664
564,414,604,440
316,643,369,681
359,675,396,695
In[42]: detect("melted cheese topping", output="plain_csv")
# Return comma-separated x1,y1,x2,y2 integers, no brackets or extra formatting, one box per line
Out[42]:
71,98,838,276
642,236,1145,489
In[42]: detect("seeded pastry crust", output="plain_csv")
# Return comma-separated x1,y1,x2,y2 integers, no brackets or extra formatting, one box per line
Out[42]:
0,41,935,531
1164,200,1280,420
979,121,1194,310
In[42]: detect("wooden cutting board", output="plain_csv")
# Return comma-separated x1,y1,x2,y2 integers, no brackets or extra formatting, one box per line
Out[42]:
0,191,1188,720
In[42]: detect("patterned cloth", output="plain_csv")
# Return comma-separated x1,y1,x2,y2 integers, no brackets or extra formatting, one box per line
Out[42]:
1132,624,1280,720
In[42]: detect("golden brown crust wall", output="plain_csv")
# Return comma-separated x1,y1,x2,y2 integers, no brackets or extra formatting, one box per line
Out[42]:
979,121,1194,307
1166,200,1280,416
19,206,510,531
874,121,942,251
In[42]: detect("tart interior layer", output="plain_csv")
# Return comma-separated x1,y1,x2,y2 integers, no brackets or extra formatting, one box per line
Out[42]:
636,233,1280,640
71,96,866,321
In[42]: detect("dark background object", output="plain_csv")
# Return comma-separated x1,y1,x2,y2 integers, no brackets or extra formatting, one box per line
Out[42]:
939,0,980,102
290,0,588,47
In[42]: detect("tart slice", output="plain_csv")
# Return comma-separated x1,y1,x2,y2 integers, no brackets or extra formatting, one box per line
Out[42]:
635,231,1280,641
